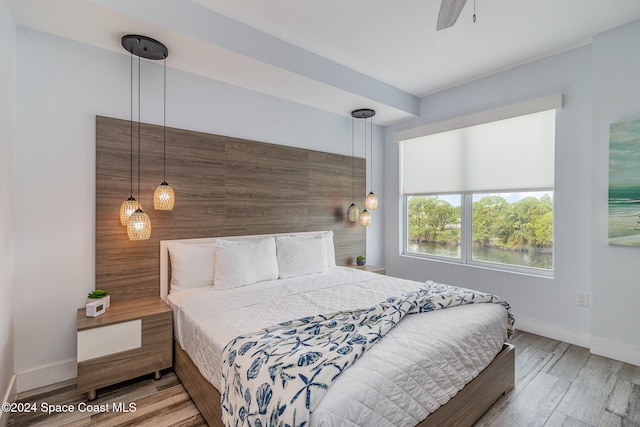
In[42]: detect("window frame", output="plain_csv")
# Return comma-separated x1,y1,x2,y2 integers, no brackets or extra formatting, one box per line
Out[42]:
403,192,555,277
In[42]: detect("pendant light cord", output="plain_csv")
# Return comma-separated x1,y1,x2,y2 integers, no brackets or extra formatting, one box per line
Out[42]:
351,116,355,201
163,57,167,181
129,51,134,198
370,115,373,193
137,40,141,203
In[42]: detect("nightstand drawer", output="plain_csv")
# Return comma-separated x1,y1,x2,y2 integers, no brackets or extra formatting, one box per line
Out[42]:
77,319,141,362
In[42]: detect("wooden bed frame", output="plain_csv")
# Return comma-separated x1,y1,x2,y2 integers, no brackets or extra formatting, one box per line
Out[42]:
161,235,515,427
174,340,514,427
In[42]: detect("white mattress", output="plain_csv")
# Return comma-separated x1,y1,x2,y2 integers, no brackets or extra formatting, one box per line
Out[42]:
167,267,508,426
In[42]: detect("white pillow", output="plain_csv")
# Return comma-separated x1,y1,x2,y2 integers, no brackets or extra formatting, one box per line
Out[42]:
290,231,336,267
322,230,337,267
214,237,278,290
276,235,327,279
168,241,216,293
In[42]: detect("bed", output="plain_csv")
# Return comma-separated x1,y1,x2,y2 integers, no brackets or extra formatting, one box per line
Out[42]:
160,231,515,427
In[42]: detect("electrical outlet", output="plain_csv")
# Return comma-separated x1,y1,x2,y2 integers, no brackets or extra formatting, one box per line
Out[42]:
577,293,589,308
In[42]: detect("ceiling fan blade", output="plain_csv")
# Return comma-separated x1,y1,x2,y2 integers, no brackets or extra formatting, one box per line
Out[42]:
436,0,468,30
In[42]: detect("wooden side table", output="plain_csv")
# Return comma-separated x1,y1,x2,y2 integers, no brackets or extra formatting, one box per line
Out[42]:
345,264,387,275
76,297,172,400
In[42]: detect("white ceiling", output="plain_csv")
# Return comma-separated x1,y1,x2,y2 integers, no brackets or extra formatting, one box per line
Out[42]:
10,0,640,125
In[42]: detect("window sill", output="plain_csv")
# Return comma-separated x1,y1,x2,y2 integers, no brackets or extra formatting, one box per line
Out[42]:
401,252,555,279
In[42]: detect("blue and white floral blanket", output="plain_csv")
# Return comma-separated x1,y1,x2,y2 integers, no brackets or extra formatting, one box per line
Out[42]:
220,281,514,427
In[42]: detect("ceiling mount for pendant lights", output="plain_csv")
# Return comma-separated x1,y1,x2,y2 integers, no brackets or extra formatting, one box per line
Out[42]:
121,34,168,241
121,34,168,61
351,108,377,227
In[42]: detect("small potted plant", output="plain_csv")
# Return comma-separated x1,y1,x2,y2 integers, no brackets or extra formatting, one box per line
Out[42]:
356,255,366,266
88,289,110,309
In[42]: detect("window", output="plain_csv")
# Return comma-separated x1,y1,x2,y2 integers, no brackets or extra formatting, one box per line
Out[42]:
407,194,461,259
400,97,561,275
471,192,553,270
405,192,553,271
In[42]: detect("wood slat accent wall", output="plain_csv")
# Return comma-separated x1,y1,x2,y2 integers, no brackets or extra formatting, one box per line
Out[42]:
96,116,366,302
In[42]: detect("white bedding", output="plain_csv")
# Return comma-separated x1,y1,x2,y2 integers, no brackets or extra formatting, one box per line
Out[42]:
167,267,508,426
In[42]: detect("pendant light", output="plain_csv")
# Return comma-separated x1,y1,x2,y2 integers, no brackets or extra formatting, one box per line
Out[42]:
359,209,372,227
127,38,151,241
119,50,139,226
352,109,376,227
364,110,378,211
122,35,166,241
153,56,175,210
347,114,359,222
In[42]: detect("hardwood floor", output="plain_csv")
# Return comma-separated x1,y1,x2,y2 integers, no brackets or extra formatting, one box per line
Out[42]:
8,331,640,426
475,331,640,426
7,371,206,426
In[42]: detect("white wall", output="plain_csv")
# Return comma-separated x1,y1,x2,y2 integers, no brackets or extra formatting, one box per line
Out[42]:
13,28,385,391
590,21,640,362
385,23,640,366
0,0,17,418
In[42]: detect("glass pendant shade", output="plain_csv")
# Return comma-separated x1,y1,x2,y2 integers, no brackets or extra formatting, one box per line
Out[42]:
347,203,359,222
359,209,372,227
126,208,152,241
153,181,175,210
119,197,139,226
365,192,378,210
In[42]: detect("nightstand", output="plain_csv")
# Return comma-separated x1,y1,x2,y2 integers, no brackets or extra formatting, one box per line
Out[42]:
345,264,387,275
77,297,172,400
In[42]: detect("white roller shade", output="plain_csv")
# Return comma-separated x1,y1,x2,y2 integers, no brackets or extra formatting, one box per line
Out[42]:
402,109,556,195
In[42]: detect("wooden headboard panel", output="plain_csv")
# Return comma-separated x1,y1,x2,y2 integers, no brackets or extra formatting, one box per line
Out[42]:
96,116,365,302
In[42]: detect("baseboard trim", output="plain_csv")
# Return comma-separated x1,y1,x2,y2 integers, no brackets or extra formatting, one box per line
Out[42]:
515,316,640,367
15,359,76,393
591,336,640,367
515,315,591,348
0,373,16,427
